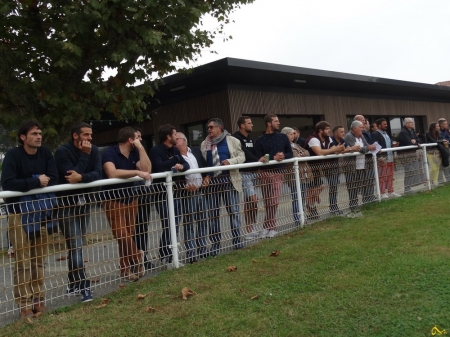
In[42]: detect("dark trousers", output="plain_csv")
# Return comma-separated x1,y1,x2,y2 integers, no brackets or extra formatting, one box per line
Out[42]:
345,168,375,210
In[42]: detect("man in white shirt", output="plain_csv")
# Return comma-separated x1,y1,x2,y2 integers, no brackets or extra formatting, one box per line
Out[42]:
175,132,211,262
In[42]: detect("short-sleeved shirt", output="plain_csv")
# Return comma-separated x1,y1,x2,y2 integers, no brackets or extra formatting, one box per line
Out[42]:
307,137,333,149
101,145,140,202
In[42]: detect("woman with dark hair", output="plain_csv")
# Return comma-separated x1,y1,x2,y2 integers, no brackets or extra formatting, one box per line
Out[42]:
425,122,448,186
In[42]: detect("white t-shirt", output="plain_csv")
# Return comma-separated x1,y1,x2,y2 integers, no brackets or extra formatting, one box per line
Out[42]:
355,137,365,169
307,137,333,151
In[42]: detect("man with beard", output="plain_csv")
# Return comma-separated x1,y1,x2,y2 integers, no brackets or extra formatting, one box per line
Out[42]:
372,118,401,198
232,116,266,240
304,121,345,217
150,124,189,268
201,118,245,255
254,114,292,237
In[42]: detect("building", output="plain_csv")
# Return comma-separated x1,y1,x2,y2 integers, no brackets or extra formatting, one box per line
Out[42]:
92,58,450,148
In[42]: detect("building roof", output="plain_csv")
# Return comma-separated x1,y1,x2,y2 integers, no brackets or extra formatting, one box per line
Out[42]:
151,57,450,107
436,81,450,86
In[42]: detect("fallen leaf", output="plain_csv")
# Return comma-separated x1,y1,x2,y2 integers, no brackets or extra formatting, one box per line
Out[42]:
181,287,196,301
227,266,237,272
91,278,100,283
101,298,110,304
252,259,258,263
250,295,259,300
145,307,156,313
33,312,43,318
118,284,126,289
269,250,280,257
26,317,33,324
56,256,67,261
137,294,147,300
95,304,107,309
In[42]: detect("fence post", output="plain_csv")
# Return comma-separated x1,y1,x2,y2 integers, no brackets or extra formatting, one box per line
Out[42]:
293,159,305,228
372,154,381,202
165,172,180,268
422,144,431,190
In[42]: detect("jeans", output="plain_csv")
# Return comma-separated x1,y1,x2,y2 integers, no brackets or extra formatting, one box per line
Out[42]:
208,179,242,254
182,191,208,261
58,205,90,290
289,179,307,223
134,195,152,264
154,194,183,263
322,166,340,212
345,168,375,210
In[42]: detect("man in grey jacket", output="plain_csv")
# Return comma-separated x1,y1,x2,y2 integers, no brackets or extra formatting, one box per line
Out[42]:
201,118,245,255
344,120,378,211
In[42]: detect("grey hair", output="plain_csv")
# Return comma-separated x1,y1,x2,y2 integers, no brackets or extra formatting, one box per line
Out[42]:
350,120,363,130
403,118,414,126
175,132,188,146
207,118,224,131
281,127,294,135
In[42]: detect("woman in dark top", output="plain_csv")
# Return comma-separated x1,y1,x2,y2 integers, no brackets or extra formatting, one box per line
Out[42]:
425,122,447,186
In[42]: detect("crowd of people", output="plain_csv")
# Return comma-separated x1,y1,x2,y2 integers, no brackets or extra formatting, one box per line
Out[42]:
1,114,448,319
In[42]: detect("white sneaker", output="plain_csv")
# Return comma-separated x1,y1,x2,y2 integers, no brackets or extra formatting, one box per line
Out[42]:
388,192,401,198
245,230,259,240
267,230,278,238
166,261,185,270
381,193,389,199
260,229,269,239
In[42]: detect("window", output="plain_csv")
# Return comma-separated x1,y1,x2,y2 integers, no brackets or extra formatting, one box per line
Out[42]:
185,122,207,147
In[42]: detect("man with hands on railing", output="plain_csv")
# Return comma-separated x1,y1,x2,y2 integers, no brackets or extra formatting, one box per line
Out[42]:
101,126,152,282
149,124,189,269
54,122,102,303
175,132,210,263
344,120,378,211
1,121,58,319
201,118,245,255
304,121,345,217
254,114,293,237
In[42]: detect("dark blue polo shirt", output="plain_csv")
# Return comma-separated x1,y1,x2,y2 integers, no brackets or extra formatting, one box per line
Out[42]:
101,145,140,203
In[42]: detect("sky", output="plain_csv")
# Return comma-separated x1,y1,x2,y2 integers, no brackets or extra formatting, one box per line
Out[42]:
187,0,450,85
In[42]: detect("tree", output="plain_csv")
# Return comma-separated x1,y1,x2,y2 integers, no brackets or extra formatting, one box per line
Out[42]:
0,0,253,148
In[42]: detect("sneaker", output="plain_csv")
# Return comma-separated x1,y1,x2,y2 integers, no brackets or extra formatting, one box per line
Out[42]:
267,230,278,238
380,193,389,199
121,273,139,282
66,287,80,297
260,229,269,239
7,247,14,258
245,230,259,240
388,192,401,198
135,250,145,278
80,288,93,303
166,261,185,270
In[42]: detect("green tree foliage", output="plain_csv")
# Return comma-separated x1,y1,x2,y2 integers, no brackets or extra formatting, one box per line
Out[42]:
0,0,253,147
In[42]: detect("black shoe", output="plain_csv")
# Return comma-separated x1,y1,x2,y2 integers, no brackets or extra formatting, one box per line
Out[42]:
144,261,155,270
330,209,343,216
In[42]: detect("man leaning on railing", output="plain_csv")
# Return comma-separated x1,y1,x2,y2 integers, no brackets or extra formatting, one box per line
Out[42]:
54,122,102,303
1,120,58,319
101,126,152,282
201,118,245,255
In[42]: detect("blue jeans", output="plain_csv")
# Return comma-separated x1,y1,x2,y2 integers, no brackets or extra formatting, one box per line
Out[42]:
208,179,242,254
182,191,208,261
155,194,183,263
134,197,152,264
58,205,90,290
290,181,307,223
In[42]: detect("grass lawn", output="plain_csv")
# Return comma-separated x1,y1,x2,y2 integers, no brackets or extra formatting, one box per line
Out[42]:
2,186,450,337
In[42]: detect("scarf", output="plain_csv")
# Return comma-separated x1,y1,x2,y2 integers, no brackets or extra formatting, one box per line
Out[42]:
204,130,230,176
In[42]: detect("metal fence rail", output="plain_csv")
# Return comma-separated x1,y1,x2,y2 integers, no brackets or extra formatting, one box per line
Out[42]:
0,143,447,321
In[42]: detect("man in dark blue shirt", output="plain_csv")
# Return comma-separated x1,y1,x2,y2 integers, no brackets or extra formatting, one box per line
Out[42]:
255,114,293,237
149,124,189,268
1,120,58,318
102,126,152,282
54,122,102,302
